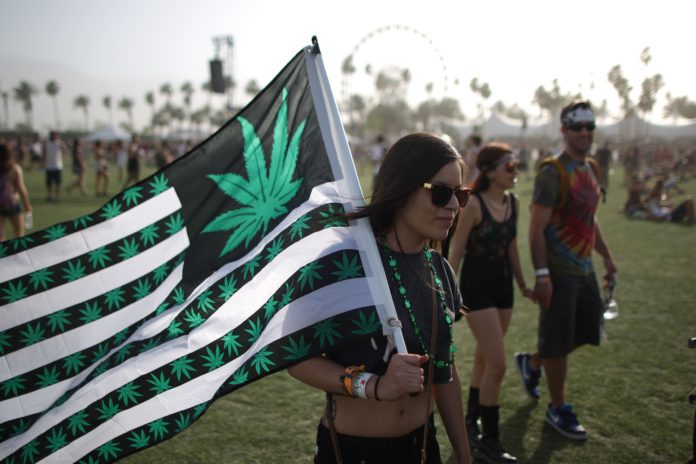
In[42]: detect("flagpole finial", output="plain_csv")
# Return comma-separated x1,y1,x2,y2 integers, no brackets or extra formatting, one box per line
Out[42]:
311,36,321,55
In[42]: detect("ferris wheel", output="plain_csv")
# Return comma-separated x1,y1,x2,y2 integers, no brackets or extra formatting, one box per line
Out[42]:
340,25,451,105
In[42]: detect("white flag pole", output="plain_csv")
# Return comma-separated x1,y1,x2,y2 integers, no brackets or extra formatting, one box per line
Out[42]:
304,38,407,354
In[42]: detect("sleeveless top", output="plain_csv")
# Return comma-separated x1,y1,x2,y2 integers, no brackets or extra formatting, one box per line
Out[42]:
460,192,517,283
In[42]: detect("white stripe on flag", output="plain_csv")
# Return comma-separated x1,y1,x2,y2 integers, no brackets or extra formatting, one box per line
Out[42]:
0,229,189,332
33,278,375,463
0,262,184,396
0,226,362,458
0,188,182,283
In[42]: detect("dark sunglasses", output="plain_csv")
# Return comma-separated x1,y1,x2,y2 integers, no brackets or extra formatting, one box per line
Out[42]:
493,159,518,173
566,122,596,132
422,183,472,208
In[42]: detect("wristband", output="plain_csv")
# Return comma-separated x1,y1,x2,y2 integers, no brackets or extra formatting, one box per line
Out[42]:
534,268,550,277
341,365,365,397
352,372,374,399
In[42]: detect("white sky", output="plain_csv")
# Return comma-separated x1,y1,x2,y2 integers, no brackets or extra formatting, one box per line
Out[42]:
1,0,694,131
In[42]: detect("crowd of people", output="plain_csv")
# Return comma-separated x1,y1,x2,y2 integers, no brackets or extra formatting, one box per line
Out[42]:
0,133,197,240
1,98,694,462
289,100,628,463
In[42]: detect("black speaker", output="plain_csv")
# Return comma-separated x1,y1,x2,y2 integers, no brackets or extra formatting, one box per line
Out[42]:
209,59,225,94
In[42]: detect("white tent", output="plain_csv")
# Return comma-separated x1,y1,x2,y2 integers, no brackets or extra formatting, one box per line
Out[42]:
82,126,131,142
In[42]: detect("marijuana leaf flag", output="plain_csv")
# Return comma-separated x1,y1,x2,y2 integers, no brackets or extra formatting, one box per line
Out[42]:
0,40,401,463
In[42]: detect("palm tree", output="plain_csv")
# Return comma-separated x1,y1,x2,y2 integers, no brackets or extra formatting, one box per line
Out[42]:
180,81,194,130
73,94,91,131
13,81,38,130
102,95,113,126
0,89,8,130
159,83,173,106
45,80,61,129
144,91,156,134
118,97,134,131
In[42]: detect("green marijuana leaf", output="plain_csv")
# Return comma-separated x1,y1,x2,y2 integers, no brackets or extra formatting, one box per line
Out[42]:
202,88,305,257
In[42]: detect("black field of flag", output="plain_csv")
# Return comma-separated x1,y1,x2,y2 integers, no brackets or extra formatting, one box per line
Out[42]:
0,40,403,463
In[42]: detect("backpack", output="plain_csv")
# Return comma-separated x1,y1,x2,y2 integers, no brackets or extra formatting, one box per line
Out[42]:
539,155,605,209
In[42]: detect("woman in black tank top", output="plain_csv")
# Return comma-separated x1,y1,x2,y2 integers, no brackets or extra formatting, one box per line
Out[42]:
448,143,535,463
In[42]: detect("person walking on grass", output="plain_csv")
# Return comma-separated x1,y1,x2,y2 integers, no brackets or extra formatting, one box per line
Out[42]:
515,100,617,441
448,142,535,463
43,131,66,202
0,143,32,241
66,138,87,196
289,133,472,463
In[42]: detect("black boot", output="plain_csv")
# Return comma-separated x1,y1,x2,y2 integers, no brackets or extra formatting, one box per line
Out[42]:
465,387,481,448
478,405,517,463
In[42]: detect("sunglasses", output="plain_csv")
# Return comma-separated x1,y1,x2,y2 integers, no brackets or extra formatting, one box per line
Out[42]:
566,122,596,132
422,183,472,208
493,159,518,173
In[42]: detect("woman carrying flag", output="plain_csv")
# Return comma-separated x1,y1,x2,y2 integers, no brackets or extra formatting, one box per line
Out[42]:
289,132,472,463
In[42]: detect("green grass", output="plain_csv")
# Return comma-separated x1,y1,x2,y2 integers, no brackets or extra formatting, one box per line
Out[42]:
6,162,695,463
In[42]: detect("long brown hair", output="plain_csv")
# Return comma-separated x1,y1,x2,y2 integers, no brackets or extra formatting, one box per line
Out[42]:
347,132,463,245
471,142,513,193
0,143,16,174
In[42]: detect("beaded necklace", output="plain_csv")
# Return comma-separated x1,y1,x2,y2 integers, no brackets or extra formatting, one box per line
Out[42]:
381,242,456,368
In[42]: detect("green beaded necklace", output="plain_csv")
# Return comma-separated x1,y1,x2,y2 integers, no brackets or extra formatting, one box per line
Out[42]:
381,242,456,368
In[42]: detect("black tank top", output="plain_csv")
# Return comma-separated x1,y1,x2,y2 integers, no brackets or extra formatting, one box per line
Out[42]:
465,192,517,262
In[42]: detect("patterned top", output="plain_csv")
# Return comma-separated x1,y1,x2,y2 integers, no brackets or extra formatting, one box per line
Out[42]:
533,152,601,276
465,192,517,262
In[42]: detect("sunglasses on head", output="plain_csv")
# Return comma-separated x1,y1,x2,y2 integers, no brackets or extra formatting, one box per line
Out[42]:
422,183,472,208
566,122,596,132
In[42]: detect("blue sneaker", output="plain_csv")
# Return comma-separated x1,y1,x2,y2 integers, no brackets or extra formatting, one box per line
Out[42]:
545,403,587,440
514,352,541,400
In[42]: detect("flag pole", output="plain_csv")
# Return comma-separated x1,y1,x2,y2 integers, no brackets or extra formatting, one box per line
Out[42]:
304,36,407,354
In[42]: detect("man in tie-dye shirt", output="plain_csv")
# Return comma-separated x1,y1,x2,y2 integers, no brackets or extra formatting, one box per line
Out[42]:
514,100,618,441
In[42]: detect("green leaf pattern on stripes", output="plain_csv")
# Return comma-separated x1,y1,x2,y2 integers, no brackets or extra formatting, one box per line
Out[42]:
123,186,143,206
43,224,67,241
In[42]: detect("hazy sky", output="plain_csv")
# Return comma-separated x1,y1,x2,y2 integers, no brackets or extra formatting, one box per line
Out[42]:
1,0,694,132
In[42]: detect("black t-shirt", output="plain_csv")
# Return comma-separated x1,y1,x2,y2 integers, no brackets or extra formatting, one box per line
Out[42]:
326,244,463,384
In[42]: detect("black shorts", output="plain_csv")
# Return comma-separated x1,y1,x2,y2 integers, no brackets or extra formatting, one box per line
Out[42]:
538,270,603,358
0,202,21,217
314,415,441,464
45,169,62,187
460,260,513,311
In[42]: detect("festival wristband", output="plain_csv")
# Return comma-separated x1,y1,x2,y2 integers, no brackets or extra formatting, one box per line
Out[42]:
341,365,365,397
534,268,550,277
352,372,374,400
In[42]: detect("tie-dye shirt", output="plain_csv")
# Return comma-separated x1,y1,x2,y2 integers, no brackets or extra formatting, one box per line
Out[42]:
533,152,601,276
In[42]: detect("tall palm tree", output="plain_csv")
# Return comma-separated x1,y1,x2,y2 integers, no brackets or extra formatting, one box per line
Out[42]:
118,97,134,131
13,81,38,130
0,89,8,130
159,83,173,106
102,95,113,126
45,80,61,129
73,94,91,131
144,91,156,124
180,81,194,129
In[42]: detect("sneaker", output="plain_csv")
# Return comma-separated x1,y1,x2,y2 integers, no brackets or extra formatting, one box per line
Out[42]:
466,417,481,448
514,352,541,400
476,436,517,463
545,403,587,440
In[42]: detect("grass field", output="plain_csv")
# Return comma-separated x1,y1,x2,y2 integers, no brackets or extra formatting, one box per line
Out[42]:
5,160,696,463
